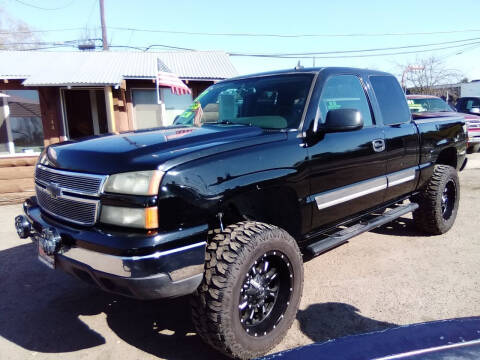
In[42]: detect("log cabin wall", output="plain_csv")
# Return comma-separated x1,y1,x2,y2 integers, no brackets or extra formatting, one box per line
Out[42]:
0,156,37,205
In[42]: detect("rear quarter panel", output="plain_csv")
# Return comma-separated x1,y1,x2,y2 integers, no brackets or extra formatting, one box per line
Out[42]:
414,116,466,189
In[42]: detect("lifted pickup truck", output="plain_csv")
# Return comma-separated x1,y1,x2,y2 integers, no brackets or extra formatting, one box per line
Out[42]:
15,67,467,359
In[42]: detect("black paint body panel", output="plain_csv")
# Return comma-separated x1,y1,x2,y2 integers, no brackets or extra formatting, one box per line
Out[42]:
33,67,467,250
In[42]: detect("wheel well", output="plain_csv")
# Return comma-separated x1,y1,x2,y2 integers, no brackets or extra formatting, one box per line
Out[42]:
435,147,457,169
220,186,302,239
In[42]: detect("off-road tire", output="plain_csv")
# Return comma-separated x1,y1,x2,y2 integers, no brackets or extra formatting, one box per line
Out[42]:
191,221,304,359
412,164,460,235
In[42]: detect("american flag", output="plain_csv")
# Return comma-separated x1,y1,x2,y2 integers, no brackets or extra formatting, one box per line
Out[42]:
156,59,192,101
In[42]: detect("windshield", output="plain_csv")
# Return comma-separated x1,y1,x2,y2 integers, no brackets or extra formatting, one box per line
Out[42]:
407,97,452,113
174,74,314,129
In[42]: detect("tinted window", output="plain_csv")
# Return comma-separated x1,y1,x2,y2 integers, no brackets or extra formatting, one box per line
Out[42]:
318,75,373,126
407,97,452,113
176,74,314,129
466,98,480,110
370,75,411,125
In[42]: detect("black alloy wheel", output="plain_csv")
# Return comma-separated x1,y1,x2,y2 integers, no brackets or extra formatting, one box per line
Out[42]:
412,164,460,235
441,179,456,220
238,251,293,337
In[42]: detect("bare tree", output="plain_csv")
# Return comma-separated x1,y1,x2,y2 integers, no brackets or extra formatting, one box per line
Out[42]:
0,7,39,49
398,56,464,97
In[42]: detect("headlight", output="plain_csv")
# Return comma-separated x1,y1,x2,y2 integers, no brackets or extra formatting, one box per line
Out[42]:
100,205,158,229
103,170,163,196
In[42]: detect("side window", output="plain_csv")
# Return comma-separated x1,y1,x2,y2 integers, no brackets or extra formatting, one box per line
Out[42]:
370,75,411,125
465,99,480,110
318,75,373,127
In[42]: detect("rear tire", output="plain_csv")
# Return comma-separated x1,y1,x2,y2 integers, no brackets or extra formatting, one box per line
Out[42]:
412,164,460,235
191,221,303,359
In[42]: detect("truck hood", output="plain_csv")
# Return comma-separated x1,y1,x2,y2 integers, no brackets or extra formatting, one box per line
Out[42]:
45,125,286,174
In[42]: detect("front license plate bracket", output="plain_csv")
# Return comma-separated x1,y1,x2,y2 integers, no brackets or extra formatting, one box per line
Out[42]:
38,240,55,269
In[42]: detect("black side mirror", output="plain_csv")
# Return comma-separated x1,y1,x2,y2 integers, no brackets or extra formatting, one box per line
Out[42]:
324,109,363,133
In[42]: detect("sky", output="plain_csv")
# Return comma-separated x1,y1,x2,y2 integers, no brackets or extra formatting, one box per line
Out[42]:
2,0,480,81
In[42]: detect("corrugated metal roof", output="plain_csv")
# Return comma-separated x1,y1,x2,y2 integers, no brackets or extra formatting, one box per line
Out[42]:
0,50,238,86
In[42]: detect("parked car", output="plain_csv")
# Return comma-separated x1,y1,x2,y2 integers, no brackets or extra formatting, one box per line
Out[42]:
407,95,480,153
456,97,480,115
260,317,480,360
15,67,467,359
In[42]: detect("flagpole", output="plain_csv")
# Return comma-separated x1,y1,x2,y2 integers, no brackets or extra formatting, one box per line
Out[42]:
156,59,161,105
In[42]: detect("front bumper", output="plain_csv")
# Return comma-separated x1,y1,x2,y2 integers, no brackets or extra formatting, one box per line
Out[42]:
16,197,207,300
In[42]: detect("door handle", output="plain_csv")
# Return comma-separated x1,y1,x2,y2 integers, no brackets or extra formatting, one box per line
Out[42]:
372,139,385,152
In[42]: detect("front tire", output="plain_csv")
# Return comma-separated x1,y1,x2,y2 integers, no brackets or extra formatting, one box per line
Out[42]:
412,164,460,235
191,221,304,359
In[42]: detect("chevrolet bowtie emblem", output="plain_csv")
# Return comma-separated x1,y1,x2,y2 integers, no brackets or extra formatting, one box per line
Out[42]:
46,182,62,199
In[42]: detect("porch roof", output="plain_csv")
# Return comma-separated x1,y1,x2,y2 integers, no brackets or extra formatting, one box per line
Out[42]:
0,50,238,87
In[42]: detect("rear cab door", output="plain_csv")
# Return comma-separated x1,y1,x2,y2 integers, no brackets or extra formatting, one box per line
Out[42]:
367,75,420,202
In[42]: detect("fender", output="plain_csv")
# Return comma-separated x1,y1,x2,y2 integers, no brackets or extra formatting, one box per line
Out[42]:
158,133,309,235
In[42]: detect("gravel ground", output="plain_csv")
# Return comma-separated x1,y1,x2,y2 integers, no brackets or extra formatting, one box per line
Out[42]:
1,155,480,360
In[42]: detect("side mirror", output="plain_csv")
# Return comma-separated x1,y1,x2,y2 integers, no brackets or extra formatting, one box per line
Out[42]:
324,108,363,133
470,107,480,114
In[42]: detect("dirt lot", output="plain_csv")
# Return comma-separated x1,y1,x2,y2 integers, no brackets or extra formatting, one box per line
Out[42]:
1,155,480,360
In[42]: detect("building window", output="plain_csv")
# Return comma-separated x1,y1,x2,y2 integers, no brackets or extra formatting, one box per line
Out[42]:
162,89,193,126
132,88,193,130
0,90,44,156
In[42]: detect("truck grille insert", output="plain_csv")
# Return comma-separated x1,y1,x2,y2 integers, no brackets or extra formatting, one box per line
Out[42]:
36,185,99,226
35,165,106,196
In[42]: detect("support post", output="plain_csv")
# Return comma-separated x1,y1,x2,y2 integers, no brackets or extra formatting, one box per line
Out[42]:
104,86,115,133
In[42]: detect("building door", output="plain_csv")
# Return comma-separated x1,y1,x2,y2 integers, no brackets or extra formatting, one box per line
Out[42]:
63,89,108,139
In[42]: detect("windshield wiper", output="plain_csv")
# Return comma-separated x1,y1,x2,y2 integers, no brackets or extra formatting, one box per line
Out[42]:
215,120,251,126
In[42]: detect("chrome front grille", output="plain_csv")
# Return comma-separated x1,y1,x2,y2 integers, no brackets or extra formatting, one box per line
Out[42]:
35,165,106,196
34,165,107,226
36,185,99,226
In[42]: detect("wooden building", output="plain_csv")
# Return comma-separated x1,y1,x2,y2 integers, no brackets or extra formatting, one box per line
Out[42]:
0,50,237,203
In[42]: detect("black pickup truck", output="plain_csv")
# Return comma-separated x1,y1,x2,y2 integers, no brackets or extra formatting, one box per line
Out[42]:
15,67,467,359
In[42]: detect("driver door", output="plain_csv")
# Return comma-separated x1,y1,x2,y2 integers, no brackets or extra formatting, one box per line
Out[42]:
306,74,387,230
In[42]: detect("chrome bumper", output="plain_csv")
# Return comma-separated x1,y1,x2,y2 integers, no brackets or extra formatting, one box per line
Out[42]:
17,198,208,299
60,241,205,280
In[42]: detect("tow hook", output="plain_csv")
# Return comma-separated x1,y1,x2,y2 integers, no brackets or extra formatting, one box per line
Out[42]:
15,215,31,239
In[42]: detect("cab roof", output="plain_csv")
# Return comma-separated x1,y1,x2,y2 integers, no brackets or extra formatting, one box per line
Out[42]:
226,67,393,82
